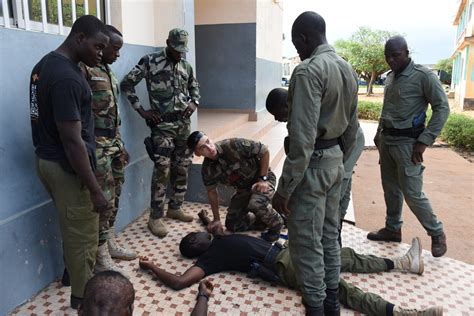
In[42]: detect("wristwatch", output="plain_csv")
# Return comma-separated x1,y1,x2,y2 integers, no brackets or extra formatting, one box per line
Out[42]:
258,175,268,181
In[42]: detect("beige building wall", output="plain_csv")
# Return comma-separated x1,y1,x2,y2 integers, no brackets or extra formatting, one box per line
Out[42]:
154,0,185,45
195,0,256,25
119,0,157,46
256,0,283,62
111,0,189,47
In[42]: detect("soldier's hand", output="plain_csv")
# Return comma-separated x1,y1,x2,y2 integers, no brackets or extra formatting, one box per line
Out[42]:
412,142,427,164
122,148,130,165
272,192,290,216
183,101,197,119
137,107,162,124
252,180,269,193
373,133,380,149
90,190,109,214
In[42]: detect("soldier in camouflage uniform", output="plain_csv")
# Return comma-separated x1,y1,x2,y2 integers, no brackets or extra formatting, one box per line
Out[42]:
120,28,200,237
80,25,137,273
187,131,284,242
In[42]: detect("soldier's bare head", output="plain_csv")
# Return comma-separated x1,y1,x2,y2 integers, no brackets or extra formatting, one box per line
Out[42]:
384,36,410,74
188,131,218,159
102,25,123,65
64,15,109,67
291,11,327,61
78,271,135,316
266,88,289,122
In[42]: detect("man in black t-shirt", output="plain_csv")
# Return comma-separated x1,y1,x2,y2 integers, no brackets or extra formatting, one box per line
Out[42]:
29,15,109,309
139,231,442,316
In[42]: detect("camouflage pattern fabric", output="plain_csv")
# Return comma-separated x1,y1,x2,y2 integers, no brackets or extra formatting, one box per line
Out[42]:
121,48,200,219
81,63,127,241
225,170,283,232
120,48,200,133
80,63,121,148
202,138,266,190
202,138,283,231
150,126,192,219
95,139,128,241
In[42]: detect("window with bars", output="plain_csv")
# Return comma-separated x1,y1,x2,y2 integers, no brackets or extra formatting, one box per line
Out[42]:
0,0,109,35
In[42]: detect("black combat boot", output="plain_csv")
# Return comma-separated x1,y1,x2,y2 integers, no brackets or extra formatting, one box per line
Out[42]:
305,304,324,316
323,288,340,316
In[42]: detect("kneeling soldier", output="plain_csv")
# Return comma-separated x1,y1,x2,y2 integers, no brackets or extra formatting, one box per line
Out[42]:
187,131,284,242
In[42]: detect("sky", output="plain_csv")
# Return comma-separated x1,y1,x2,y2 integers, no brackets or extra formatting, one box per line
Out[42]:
282,0,459,64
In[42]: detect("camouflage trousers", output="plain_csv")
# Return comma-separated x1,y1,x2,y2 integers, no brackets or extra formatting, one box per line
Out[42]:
225,170,284,232
150,130,192,219
96,139,128,243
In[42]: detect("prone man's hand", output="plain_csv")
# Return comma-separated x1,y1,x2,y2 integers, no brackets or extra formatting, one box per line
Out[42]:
198,280,214,297
207,220,223,235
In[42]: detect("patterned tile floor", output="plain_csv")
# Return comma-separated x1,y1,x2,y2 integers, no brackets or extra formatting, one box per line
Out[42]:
10,201,474,315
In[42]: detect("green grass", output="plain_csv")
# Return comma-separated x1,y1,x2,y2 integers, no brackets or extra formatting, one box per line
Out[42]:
357,101,474,151
358,100,382,121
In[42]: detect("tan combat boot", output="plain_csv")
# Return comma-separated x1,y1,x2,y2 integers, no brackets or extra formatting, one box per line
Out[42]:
393,237,424,275
166,208,193,222
148,218,168,237
108,227,137,260
94,243,125,274
393,305,443,316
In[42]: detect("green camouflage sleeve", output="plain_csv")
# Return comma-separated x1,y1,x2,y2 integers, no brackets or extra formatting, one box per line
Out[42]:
120,55,149,110
417,72,450,146
201,160,217,190
187,64,200,102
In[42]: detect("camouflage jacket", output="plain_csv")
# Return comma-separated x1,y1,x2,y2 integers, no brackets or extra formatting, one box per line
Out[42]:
120,48,200,129
202,138,268,190
80,62,122,148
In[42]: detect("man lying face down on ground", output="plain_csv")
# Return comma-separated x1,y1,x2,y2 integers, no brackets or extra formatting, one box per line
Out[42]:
138,211,442,316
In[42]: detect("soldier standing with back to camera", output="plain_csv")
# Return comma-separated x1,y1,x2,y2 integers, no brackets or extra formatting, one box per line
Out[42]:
121,28,200,237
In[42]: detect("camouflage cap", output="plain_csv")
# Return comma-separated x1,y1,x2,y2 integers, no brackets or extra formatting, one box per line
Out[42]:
168,28,189,53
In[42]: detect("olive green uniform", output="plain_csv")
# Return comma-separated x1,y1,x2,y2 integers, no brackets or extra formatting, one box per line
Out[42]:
276,44,359,308
377,60,449,236
276,247,390,316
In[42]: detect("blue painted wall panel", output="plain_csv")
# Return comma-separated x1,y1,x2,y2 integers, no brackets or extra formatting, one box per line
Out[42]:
195,23,256,110
0,28,156,315
256,57,282,112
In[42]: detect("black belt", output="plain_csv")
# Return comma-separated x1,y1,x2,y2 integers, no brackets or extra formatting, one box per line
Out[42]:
160,111,184,122
95,128,117,138
314,138,339,150
146,111,185,128
382,125,424,138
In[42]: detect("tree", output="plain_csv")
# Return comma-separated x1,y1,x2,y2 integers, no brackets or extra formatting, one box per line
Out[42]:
435,58,453,84
334,27,398,95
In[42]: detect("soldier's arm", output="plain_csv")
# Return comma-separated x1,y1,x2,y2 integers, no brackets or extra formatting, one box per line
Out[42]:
206,187,220,222
57,121,108,212
276,71,322,199
417,72,450,146
120,55,148,111
187,65,200,103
